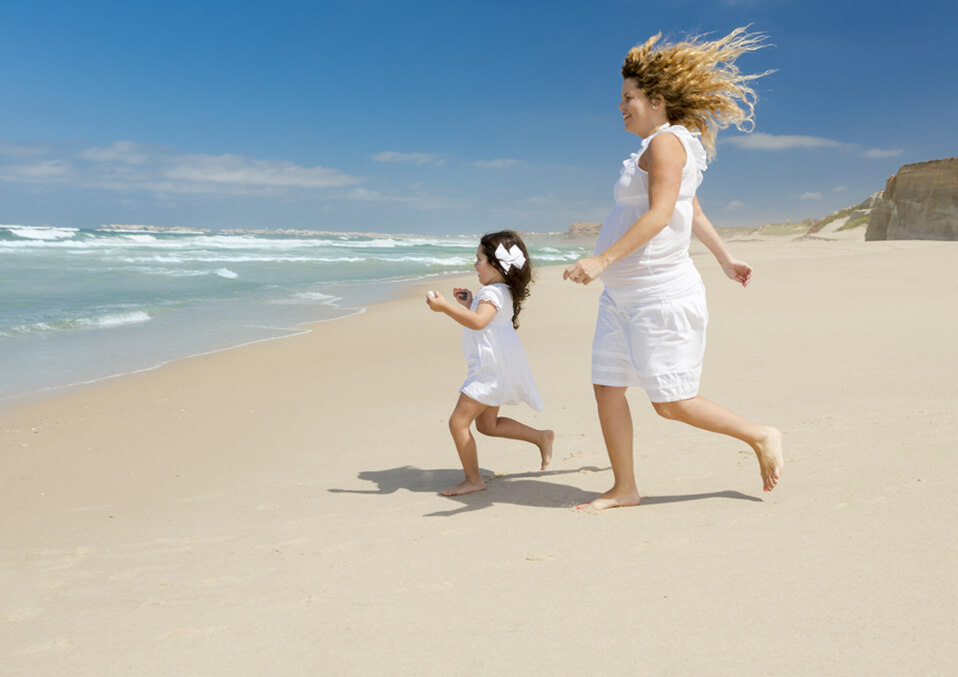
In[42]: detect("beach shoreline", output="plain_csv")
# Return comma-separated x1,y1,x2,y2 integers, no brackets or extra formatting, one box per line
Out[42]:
2,239,956,675
0,227,593,407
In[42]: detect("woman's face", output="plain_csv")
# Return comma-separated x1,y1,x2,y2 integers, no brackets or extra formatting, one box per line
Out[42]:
619,78,662,137
475,246,505,286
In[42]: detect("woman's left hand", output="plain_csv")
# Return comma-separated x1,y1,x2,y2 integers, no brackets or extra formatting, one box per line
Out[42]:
721,258,753,287
563,257,607,285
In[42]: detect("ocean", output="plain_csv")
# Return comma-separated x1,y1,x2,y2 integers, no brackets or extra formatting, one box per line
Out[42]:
0,225,590,404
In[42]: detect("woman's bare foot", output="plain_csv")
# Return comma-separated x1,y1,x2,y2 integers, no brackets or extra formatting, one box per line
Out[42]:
575,487,641,512
538,430,555,470
440,479,486,496
753,427,784,492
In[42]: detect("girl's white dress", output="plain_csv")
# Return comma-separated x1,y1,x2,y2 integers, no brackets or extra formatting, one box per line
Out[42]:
460,283,544,411
591,124,710,402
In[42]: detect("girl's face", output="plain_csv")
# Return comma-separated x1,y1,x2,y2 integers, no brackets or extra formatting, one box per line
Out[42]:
475,246,505,286
619,78,663,137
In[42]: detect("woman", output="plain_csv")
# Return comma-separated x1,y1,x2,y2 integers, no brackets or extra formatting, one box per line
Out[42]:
564,27,783,510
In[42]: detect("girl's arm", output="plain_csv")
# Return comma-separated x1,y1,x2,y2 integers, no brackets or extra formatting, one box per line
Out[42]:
563,133,685,285
425,291,497,330
691,196,752,287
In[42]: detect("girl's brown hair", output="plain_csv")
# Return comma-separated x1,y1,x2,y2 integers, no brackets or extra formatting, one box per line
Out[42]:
622,26,772,158
479,230,533,330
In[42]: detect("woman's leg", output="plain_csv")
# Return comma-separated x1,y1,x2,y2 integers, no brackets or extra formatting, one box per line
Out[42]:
474,407,555,470
651,396,784,491
442,392,489,496
581,384,641,510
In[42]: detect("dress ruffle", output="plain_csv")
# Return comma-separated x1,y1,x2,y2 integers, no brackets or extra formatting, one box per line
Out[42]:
623,124,708,175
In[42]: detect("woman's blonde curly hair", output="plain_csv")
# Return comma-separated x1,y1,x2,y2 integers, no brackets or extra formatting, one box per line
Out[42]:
623,26,772,158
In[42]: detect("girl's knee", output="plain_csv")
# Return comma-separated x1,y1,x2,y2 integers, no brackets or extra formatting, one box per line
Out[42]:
594,384,626,404
652,400,687,420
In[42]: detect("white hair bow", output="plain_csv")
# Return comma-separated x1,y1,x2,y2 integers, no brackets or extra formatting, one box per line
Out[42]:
494,243,526,273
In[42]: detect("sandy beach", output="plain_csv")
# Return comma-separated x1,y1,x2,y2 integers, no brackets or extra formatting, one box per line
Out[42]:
2,237,957,675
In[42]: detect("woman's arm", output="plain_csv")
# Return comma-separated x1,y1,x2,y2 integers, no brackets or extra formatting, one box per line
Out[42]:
564,133,685,285
691,196,752,287
425,291,498,330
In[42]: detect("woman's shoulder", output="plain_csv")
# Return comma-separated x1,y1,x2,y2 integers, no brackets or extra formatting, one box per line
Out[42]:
656,125,707,172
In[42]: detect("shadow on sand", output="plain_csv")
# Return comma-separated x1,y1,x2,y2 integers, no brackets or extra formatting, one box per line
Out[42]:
329,465,762,516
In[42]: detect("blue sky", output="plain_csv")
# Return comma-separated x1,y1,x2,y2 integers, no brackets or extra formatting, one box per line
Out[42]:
1,0,955,234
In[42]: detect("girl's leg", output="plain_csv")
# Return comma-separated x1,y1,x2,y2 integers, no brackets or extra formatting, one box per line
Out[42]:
442,392,489,496
474,407,555,470
651,396,784,491
582,384,641,510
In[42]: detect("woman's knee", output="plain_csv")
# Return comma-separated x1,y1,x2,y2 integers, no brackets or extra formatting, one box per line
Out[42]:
474,416,496,436
448,411,471,433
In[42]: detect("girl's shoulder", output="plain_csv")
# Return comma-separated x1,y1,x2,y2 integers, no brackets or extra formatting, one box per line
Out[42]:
476,283,512,310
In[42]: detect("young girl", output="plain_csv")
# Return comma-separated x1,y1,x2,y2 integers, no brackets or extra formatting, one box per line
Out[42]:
426,230,554,496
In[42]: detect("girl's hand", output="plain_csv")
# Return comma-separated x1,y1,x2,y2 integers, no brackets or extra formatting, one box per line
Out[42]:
453,287,472,308
425,291,448,311
721,258,753,287
563,256,608,285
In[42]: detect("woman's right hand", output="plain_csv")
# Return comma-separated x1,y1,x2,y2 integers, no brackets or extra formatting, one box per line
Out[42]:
563,256,608,285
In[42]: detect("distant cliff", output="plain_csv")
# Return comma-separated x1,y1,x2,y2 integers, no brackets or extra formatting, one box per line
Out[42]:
866,158,958,241
559,222,602,240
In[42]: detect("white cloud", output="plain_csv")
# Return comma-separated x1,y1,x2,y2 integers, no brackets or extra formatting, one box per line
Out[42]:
724,132,849,151
861,148,902,158
340,187,466,210
0,142,363,196
0,160,71,182
726,133,906,161
725,200,748,210
163,154,360,190
473,158,521,169
834,185,849,192
78,141,147,165
373,151,445,166
799,192,822,200
0,142,53,158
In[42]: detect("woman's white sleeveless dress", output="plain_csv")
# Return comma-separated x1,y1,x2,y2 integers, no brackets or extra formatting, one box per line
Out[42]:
591,124,710,402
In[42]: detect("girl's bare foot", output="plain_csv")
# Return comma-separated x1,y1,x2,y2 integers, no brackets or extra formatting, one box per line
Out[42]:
753,427,784,492
575,488,641,512
440,479,486,496
538,430,555,470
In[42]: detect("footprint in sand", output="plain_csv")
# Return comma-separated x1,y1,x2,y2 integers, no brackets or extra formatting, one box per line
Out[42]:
200,575,247,586
524,554,554,562
173,492,224,503
67,504,114,513
838,495,887,509
563,450,585,461
2,608,45,622
163,626,226,639
254,537,310,553
11,638,74,655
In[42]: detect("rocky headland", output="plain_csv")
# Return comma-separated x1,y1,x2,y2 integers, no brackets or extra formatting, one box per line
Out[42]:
866,158,958,241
